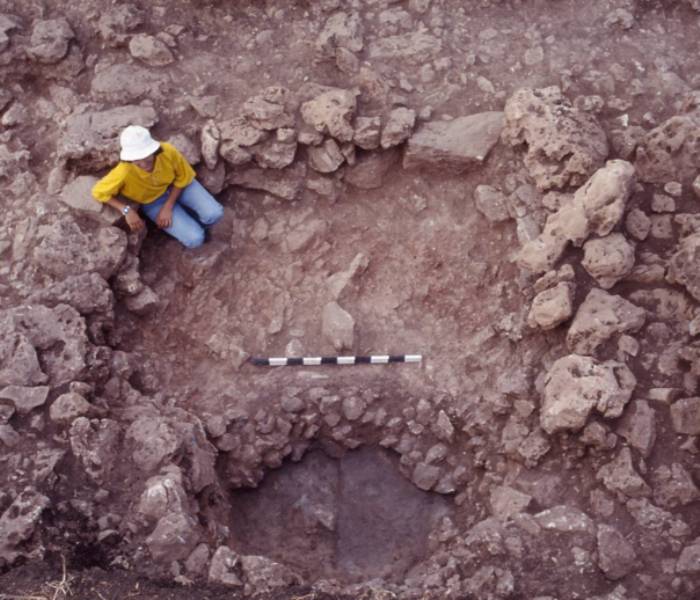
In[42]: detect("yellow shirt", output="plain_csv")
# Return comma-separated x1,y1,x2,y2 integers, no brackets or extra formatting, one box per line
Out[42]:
92,142,196,204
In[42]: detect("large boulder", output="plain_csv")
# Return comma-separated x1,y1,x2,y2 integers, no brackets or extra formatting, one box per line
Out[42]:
540,354,636,434
667,233,700,302
29,272,114,316
596,524,637,580
527,282,575,330
26,18,74,64
300,87,357,143
91,62,168,104
403,112,503,172
596,447,650,498
566,289,645,355
228,162,306,201
581,234,636,289
502,86,608,191
322,302,355,351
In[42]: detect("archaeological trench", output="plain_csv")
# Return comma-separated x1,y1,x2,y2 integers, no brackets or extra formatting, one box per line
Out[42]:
3,1,700,599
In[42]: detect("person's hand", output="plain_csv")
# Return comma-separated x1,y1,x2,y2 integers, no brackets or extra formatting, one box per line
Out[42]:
156,206,173,228
125,210,145,232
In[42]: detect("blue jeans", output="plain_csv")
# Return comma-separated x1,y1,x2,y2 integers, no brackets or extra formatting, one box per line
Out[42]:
141,179,224,248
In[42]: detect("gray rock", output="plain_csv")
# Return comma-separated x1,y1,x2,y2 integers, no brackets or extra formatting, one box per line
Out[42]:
368,31,442,61
240,554,300,594
316,11,364,58
285,218,328,253
353,116,381,150
0,334,46,387
616,400,656,457
596,524,637,580
0,386,49,415
0,424,19,447
566,289,645,356
27,18,74,64
677,539,700,573
404,112,503,172
581,234,636,289
70,418,121,483
596,447,650,498
490,485,532,519
29,273,114,316
541,354,636,434
168,134,200,166
200,121,220,170
625,208,651,241
412,462,441,491
502,86,608,191
342,396,366,421
228,162,306,201
300,88,357,142
527,282,574,330
0,487,50,565
49,392,92,424
129,33,174,66
322,302,355,351
652,463,700,508
209,546,243,587
0,15,19,53
146,512,200,562
241,87,294,131
667,233,700,303
670,397,700,435
380,107,416,149
61,175,106,215
137,466,188,521
185,543,210,576
125,416,182,473
433,410,455,442
91,63,167,104
474,185,510,223
535,505,594,533
253,138,297,170
98,5,144,45
344,148,399,189
308,138,345,173
326,253,370,300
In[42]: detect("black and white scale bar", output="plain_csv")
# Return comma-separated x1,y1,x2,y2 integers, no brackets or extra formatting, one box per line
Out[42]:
250,354,422,367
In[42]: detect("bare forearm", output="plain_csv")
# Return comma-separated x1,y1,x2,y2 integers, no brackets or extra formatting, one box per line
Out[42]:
165,186,182,209
105,197,129,212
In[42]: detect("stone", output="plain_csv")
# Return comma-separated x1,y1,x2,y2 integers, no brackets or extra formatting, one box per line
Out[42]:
616,400,656,457
322,302,355,351
625,208,651,241
527,282,574,330
677,539,700,573
29,273,113,316
474,185,510,223
342,396,366,421
412,462,441,491
0,15,19,53
316,11,364,58
501,86,608,191
125,416,183,473
27,18,74,64
209,546,243,587
60,175,105,215
566,289,646,355
253,138,297,170
300,88,357,143
541,355,636,434
344,148,399,189
200,121,220,170
581,234,636,289
0,386,49,416
146,512,200,562
667,233,700,302
308,138,345,173
651,193,676,213
652,463,700,508
596,447,651,498
228,162,306,201
0,334,46,388
185,544,210,576
70,418,121,483
242,87,294,131
433,410,455,442
404,112,504,172
380,107,416,149
0,424,20,447
670,397,700,434
239,554,300,594
129,33,174,66
490,486,532,519
137,466,188,521
596,524,637,580
581,160,637,237
368,31,442,62
353,116,381,150
98,5,144,45
285,218,328,253
49,392,92,424
535,505,594,533
0,487,50,564
91,63,167,104
168,134,200,166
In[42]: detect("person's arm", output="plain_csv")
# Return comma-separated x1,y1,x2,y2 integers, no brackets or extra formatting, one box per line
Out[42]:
105,197,145,232
155,143,195,228
155,186,181,228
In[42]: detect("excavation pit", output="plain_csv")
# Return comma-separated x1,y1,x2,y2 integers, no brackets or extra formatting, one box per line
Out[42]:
228,445,453,583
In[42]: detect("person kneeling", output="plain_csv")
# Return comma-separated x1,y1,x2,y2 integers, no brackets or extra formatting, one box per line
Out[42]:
92,125,223,248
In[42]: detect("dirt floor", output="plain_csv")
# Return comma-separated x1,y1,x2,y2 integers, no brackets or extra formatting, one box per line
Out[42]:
3,0,700,599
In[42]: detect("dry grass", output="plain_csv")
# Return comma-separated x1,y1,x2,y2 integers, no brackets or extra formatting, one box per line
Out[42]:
0,556,73,600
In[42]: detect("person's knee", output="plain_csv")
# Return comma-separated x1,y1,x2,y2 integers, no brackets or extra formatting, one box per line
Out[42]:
179,229,205,249
201,202,224,226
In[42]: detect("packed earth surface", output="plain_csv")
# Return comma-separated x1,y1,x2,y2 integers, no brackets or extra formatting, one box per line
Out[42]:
3,0,700,599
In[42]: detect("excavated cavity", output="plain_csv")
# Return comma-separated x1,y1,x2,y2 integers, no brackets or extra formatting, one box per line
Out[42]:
227,445,452,583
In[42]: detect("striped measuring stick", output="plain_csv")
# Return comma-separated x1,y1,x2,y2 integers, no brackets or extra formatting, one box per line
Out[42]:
250,354,422,367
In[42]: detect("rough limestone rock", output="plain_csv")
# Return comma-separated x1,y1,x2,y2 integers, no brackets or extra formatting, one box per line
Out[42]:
474,184,510,223
322,302,355,351
308,138,345,173
670,397,700,435
540,354,636,434
517,161,635,273
0,305,88,387
27,18,74,64
146,512,200,562
125,416,182,473
404,112,504,172
635,111,700,184
677,538,700,573
0,386,49,416
98,5,144,46
344,148,399,189
209,546,243,587
368,31,442,61
489,485,532,519
535,505,595,533
616,400,656,457
128,33,174,66
502,87,609,191
0,333,46,387
59,104,158,169
625,208,651,241
0,15,19,53
527,282,574,330
581,234,636,289
596,447,651,498
652,463,700,508
380,107,416,149
60,175,105,215
91,63,167,104
33,217,127,280
69,418,121,483
0,487,50,564
137,466,189,522
29,272,114,316
240,555,301,595
49,392,92,424
667,233,700,302
241,87,294,131
300,88,357,143
353,116,381,150
218,117,266,166
316,11,364,58
253,136,298,170
168,133,200,166
228,162,306,201
596,524,637,580
566,289,646,355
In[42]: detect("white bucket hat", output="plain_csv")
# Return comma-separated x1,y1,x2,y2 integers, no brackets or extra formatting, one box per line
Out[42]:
120,125,161,161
